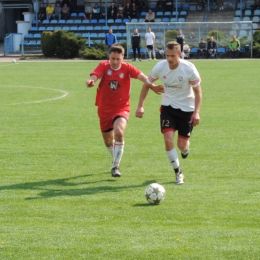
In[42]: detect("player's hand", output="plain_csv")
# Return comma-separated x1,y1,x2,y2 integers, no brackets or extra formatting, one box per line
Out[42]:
135,107,144,118
150,85,164,95
86,80,95,88
190,112,200,126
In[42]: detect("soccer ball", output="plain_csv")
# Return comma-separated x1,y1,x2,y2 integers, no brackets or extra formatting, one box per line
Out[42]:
12,59,16,63
144,183,166,205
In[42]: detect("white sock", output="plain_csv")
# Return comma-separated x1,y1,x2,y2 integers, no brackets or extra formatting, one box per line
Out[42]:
166,148,180,173
153,51,156,58
148,51,151,58
106,145,113,158
112,141,124,168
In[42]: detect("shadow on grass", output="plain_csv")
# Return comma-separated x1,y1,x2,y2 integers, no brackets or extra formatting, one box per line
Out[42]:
0,173,157,200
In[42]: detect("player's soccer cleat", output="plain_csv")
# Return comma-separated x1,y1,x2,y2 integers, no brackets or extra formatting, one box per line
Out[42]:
149,58,152,60
139,59,142,61
154,58,157,60
181,148,190,159
175,170,184,185
132,59,136,61
111,167,121,177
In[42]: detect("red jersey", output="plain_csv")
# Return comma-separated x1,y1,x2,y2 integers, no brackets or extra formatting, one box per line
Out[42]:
90,61,141,112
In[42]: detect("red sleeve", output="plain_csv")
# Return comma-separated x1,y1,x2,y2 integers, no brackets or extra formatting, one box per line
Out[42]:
90,61,106,79
127,63,142,79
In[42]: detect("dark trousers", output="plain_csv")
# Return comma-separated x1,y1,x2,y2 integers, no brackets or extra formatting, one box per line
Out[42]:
133,45,141,59
229,50,240,58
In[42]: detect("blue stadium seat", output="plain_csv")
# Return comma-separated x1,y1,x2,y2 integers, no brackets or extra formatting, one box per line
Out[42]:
46,26,54,31
70,26,78,31
78,12,85,18
78,26,85,32
98,19,106,24
50,20,58,24
82,33,89,38
62,26,69,30
33,33,41,39
54,26,62,30
42,20,49,24
74,19,82,25
66,20,73,24
102,25,109,31
82,19,90,25
115,19,123,24
154,18,162,22
70,12,77,18
38,26,46,31
86,26,94,31
90,19,98,23
98,32,106,38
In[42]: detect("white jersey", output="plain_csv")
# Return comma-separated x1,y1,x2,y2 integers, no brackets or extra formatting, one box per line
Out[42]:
147,59,201,112
145,32,155,45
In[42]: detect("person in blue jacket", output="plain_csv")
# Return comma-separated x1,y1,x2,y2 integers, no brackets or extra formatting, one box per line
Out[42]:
105,29,117,58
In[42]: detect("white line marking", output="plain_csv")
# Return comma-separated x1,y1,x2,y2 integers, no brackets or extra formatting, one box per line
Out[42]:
0,85,68,105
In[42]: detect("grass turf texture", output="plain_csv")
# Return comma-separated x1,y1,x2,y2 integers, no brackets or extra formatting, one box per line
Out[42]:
0,60,259,259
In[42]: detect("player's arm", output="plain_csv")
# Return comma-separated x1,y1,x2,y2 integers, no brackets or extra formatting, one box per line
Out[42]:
86,74,98,88
190,85,202,126
137,73,164,95
135,81,152,118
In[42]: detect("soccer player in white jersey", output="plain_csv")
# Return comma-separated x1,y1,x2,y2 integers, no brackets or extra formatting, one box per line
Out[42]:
145,27,156,60
135,41,202,184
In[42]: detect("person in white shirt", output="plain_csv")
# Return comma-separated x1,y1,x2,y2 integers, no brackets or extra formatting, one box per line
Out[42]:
135,41,202,185
145,27,156,60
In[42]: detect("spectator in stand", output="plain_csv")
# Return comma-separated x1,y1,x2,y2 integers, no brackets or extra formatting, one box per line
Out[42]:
207,36,217,58
228,35,240,58
46,3,54,21
53,3,62,20
176,29,185,59
196,38,207,58
164,0,173,11
131,28,142,61
157,0,165,11
100,2,107,19
61,0,70,7
140,0,148,12
131,2,139,19
145,9,155,22
55,0,62,7
61,3,70,19
219,0,224,10
124,2,132,20
84,3,93,20
92,3,100,19
252,0,260,10
38,3,46,23
108,2,117,20
117,3,124,19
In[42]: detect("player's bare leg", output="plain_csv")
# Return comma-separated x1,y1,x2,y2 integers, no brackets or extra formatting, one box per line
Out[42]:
178,137,190,159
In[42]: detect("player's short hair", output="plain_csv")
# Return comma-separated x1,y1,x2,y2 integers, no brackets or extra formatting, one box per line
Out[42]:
110,44,125,56
166,41,181,52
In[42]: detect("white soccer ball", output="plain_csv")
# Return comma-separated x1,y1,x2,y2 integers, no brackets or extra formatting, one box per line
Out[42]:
12,59,16,63
144,183,166,205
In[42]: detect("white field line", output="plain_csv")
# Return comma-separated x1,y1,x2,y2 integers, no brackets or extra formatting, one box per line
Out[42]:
0,85,68,105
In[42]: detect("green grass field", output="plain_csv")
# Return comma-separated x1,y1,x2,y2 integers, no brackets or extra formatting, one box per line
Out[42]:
0,59,259,260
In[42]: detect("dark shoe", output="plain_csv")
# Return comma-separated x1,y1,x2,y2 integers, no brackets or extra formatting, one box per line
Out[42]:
111,167,121,177
175,170,184,185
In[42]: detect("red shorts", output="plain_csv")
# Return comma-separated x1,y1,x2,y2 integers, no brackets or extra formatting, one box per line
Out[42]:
98,108,130,132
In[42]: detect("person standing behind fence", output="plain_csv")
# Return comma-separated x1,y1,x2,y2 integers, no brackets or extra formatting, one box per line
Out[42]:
145,27,156,60
131,28,141,61
105,29,118,58
176,29,185,59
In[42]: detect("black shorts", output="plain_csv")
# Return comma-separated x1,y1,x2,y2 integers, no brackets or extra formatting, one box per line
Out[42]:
160,105,193,139
146,45,153,50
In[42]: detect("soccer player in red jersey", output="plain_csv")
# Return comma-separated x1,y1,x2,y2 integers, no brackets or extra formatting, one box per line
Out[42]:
86,44,164,177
